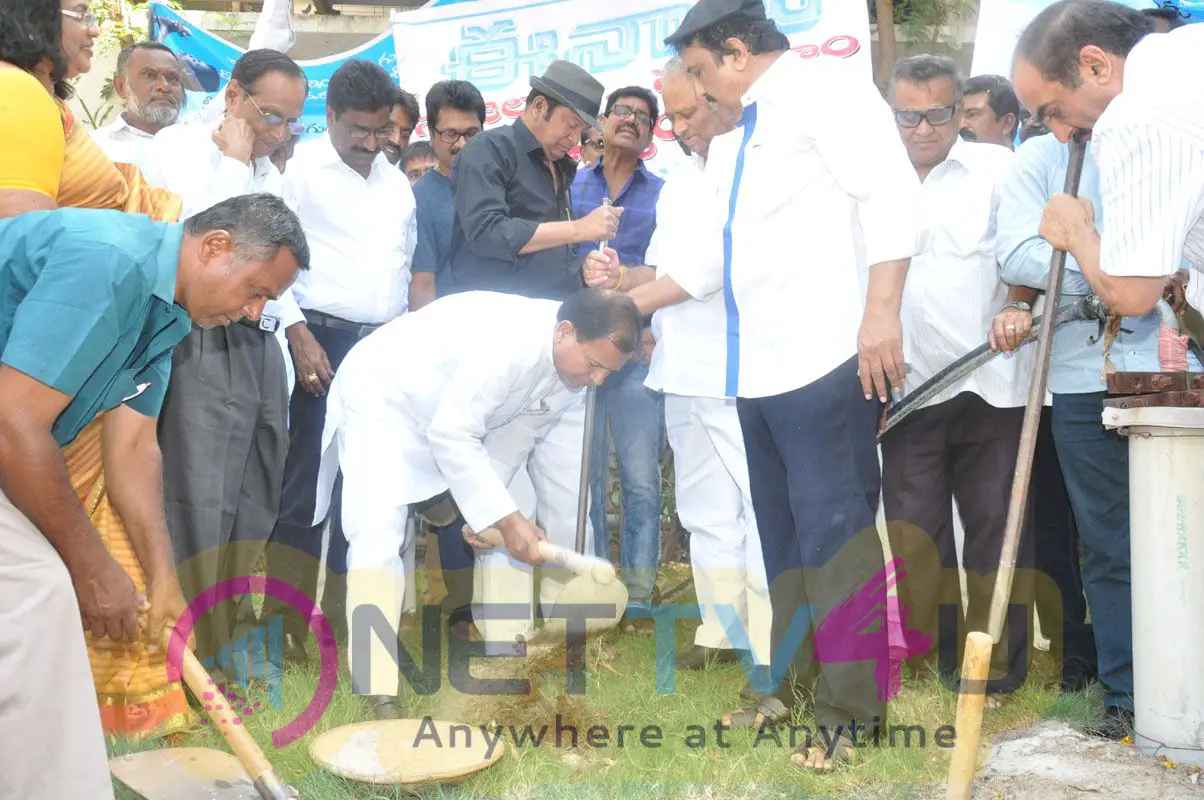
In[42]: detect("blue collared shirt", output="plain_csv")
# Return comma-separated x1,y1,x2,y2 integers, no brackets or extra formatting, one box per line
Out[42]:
0,208,192,445
997,134,1199,395
571,157,664,266
412,168,454,295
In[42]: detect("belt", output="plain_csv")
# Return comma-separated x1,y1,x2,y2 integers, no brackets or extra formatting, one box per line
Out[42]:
237,314,280,334
303,309,381,339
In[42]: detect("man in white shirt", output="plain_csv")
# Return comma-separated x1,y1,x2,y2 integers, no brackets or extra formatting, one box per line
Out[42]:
1013,0,1204,315
141,49,309,676
314,289,638,716
614,0,924,770
261,60,417,693
91,43,183,171
880,55,1034,701
583,61,771,674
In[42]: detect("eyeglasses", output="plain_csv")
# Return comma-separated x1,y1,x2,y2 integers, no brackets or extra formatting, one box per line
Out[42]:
61,8,99,28
432,125,481,144
244,93,305,136
893,104,958,129
609,103,653,128
347,124,396,142
583,138,604,149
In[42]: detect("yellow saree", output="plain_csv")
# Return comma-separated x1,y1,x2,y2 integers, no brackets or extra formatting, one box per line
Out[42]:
57,105,195,741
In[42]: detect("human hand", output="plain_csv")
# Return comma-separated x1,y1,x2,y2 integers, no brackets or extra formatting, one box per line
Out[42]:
145,577,195,654
1039,194,1095,252
212,117,256,164
71,552,144,643
989,306,1033,354
288,324,334,396
857,307,905,402
1164,270,1190,316
583,247,621,289
493,513,547,565
575,204,623,243
636,328,655,365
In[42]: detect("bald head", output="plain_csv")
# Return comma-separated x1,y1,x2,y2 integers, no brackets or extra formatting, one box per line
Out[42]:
661,59,739,157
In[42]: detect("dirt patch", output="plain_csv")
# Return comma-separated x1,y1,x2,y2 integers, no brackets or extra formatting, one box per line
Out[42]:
971,721,1204,798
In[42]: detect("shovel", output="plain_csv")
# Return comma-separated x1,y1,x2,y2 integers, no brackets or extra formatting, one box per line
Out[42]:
111,629,296,800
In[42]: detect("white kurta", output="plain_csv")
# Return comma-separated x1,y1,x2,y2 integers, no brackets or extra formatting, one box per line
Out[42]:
317,292,595,690
89,114,155,173
646,156,771,665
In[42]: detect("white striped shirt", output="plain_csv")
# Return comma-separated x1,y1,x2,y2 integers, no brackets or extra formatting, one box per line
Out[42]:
1093,25,1204,305
902,139,1030,410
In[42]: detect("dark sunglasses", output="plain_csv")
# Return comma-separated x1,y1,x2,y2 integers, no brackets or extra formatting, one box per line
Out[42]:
893,104,958,129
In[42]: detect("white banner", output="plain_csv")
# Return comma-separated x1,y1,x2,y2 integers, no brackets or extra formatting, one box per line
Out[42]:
971,0,1156,78
392,0,871,176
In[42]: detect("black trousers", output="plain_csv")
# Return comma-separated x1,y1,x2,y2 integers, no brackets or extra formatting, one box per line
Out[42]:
738,356,887,730
160,323,287,663
882,391,1034,694
263,323,359,641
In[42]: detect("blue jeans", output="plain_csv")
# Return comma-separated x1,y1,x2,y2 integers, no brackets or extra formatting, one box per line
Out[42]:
1051,392,1133,711
589,360,664,609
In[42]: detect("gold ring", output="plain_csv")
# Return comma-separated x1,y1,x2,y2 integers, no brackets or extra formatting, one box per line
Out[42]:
307,373,319,383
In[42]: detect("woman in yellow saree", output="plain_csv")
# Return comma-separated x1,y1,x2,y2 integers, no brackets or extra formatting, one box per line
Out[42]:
0,0,195,742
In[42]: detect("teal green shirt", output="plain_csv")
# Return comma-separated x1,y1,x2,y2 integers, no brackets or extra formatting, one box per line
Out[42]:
0,208,193,446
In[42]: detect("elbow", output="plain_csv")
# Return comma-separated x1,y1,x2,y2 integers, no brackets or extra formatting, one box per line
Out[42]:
1100,276,1165,317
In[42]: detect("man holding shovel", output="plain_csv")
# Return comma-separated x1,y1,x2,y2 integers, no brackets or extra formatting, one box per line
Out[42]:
0,195,307,798
313,288,639,719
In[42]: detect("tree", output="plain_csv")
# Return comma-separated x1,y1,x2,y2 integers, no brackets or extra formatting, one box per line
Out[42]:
874,0,897,90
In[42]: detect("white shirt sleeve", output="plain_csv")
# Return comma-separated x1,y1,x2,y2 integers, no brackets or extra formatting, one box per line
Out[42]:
811,71,924,267
142,128,256,220
1094,117,1204,279
426,349,530,532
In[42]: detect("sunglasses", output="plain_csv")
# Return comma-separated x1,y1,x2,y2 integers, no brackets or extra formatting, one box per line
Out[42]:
893,104,958,129
609,103,653,128
245,93,305,137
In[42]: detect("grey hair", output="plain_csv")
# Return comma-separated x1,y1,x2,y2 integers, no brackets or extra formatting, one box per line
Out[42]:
889,54,964,102
184,193,310,271
664,56,688,76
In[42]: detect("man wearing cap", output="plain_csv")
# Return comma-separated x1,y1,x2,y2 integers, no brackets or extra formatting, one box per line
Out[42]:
440,61,621,647
608,0,923,770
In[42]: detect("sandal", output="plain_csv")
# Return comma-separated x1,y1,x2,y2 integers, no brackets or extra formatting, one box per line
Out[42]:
720,696,791,730
791,734,857,773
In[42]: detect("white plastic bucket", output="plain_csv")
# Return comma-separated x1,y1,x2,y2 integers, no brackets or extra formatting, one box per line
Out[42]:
1103,405,1204,766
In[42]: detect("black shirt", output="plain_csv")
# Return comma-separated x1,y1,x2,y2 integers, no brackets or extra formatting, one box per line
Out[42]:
446,118,585,301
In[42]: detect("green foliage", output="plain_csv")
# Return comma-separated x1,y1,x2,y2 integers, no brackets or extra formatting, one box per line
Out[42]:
894,0,978,46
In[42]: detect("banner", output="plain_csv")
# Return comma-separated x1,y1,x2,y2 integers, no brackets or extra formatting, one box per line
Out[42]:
147,3,401,137
392,0,871,176
969,0,1188,78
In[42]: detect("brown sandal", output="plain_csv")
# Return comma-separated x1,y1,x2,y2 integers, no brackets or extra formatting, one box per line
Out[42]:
720,696,791,730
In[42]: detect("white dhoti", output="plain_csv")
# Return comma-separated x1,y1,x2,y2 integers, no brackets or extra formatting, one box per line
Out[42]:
0,488,114,799
665,394,772,666
320,381,593,695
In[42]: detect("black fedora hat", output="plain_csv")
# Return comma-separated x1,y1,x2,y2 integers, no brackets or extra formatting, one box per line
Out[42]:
529,60,604,133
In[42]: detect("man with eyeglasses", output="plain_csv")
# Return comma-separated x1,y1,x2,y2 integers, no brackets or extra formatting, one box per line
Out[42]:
141,49,309,681
881,54,1035,705
569,86,666,634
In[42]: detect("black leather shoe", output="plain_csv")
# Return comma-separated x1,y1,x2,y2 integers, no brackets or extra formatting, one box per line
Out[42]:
281,633,308,666
361,695,404,720
1086,706,1134,741
1060,656,1099,694
677,645,739,671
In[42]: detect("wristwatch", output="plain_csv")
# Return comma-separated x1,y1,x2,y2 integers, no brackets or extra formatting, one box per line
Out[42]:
1003,300,1033,313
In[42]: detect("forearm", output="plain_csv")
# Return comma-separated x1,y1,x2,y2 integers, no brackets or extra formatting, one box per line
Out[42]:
864,258,909,314
1006,285,1039,305
518,220,584,255
618,266,656,291
1070,229,1164,316
102,430,177,584
409,273,437,311
0,422,108,572
626,275,692,316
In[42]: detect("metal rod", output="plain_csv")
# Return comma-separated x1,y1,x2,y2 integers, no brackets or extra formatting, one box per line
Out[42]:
575,198,612,556
986,136,1088,641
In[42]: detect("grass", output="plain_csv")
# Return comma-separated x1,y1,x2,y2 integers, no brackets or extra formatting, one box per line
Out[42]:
108,567,1105,799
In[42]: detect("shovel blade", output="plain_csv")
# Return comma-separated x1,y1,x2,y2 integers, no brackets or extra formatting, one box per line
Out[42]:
111,748,258,799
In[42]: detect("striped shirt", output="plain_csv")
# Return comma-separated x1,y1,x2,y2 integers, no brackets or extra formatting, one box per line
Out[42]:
1093,25,1204,304
570,157,663,266
661,53,924,399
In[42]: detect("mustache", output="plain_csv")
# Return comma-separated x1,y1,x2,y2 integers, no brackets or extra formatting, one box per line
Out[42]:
959,128,978,141
618,123,640,137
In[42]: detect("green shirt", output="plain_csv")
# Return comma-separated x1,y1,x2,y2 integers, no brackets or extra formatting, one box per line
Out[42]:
0,208,193,446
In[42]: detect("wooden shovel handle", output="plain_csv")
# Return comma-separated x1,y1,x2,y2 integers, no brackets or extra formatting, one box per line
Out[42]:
476,527,617,584
164,630,295,799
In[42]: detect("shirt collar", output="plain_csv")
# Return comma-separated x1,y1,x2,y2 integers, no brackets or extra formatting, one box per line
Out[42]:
152,223,186,305
742,51,791,108
587,155,650,184
105,113,156,139
514,119,544,155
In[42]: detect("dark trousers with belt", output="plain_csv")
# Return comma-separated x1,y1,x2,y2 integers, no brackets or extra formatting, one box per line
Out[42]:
263,320,359,642
738,356,887,731
160,321,287,664
882,391,1034,695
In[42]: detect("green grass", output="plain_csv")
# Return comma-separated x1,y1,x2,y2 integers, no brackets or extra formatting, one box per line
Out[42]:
109,572,1105,799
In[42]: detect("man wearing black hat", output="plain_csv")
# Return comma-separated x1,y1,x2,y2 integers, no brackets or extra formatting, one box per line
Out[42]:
439,60,623,649
609,0,924,771
445,60,622,299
